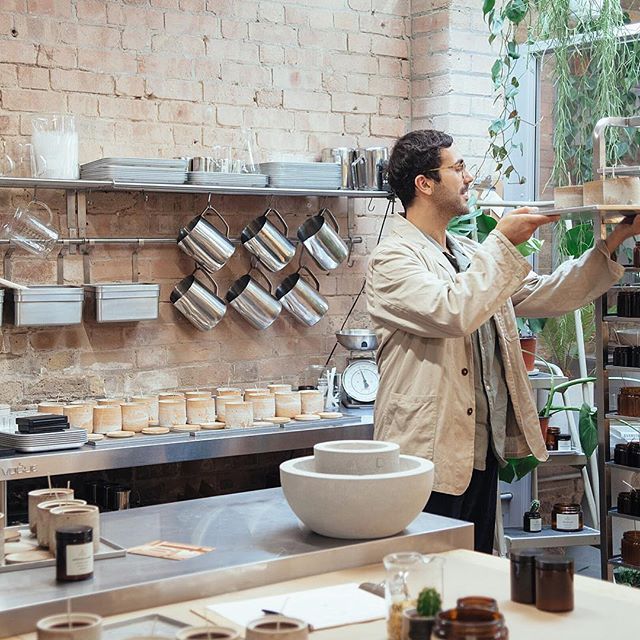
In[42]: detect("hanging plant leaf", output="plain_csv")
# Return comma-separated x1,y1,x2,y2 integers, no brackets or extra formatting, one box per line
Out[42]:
579,403,598,457
491,59,502,87
504,0,529,24
564,224,594,258
499,455,540,483
489,118,507,136
483,0,496,17
507,41,520,59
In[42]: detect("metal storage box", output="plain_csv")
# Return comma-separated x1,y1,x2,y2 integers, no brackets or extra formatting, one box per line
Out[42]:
84,283,160,323
7,286,84,326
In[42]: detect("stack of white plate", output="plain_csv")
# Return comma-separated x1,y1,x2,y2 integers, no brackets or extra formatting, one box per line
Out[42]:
258,162,342,189
186,172,268,188
0,428,88,453
80,158,187,184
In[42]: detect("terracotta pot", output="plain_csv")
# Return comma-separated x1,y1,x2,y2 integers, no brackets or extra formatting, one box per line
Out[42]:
539,416,550,442
519,336,537,372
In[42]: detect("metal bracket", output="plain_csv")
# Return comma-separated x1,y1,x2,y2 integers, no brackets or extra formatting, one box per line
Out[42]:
2,246,15,281
56,244,67,285
66,191,78,255
131,239,144,283
82,240,95,285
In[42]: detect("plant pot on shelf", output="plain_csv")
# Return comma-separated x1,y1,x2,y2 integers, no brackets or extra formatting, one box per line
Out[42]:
583,177,640,206
554,185,583,208
539,416,550,442
519,336,537,372
401,609,435,640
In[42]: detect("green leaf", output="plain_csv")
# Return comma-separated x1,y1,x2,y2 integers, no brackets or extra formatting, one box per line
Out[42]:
499,455,540,483
579,403,598,457
488,118,506,136
483,0,496,17
507,40,520,59
564,224,594,258
517,236,543,257
499,462,516,483
476,213,497,242
491,59,502,85
504,0,529,24
490,15,504,35
505,84,519,99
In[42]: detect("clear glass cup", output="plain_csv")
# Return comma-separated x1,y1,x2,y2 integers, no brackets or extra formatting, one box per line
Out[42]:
212,144,231,173
31,114,79,179
1,199,59,255
384,552,444,640
0,140,15,177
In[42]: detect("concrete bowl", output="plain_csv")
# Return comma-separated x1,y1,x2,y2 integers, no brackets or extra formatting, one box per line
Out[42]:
280,454,434,539
313,439,400,475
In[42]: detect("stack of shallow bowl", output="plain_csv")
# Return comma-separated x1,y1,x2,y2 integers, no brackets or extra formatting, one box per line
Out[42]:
280,440,434,539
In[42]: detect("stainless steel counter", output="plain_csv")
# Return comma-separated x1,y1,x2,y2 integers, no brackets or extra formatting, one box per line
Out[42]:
0,487,473,635
0,409,373,513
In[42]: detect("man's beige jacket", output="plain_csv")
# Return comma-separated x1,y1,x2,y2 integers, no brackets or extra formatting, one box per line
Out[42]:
366,214,623,495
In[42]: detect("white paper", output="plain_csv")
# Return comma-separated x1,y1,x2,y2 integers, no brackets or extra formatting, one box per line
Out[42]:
207,582,386,630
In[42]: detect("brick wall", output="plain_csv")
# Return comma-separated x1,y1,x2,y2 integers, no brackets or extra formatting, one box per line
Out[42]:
0,0,416,405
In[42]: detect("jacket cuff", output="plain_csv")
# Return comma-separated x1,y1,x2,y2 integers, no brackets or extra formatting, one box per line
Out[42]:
595,239,625,280
488,229,532,279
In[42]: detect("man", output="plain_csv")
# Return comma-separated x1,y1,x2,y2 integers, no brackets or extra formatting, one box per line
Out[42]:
366,129,638,553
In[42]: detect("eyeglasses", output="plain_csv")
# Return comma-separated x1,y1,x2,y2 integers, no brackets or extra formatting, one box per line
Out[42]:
425,160,467,175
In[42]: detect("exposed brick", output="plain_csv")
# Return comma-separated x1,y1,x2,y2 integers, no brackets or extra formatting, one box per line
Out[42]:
17,66,49,90
76,0,107,23
145,78,202,102
331,92,377,114
370,34,408,58
50,69,114,95
298,27,347,51
283,89,331,112
26,0,71,18
1,87,66,113
1,40,37,65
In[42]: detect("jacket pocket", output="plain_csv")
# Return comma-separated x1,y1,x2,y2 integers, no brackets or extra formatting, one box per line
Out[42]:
377,392,439,460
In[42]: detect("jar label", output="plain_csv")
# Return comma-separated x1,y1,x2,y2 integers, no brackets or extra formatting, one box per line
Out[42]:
66,542,93,576
558,439,572,452
528,517,542,532
555,513,580,530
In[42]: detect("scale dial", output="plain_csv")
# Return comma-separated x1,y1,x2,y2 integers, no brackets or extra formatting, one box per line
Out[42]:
341,359,379,403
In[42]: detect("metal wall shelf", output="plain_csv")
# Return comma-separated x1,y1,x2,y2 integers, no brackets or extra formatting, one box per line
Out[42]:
604,316,640,323
0,176,392,199
608,508,640,522
503,525,599,551
607,462,640,472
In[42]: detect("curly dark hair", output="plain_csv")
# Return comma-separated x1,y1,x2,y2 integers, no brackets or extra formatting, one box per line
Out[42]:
387,129,454,211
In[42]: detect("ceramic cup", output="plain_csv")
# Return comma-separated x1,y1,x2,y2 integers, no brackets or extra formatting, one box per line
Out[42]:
158,399,187,427
28,488,75,534
36,613,102,640
275,392,301,418
92,405,122,434
248,394,276,420
299,390,324,415
224,401,254,428
63,403,94,431
49,504,100,553
186,397,216,424
131,395,159,424
245,616,309,640
37,402,64,415
215,394,243,421
121,402,149,432
36,498,87,548
175,626,240,640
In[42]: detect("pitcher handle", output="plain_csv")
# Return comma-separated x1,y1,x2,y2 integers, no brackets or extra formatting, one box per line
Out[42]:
298,264,320,291
193,266,219,296
319,208,340,235
264,207,289,237
29,198,54,226
249,262,274,294
201,204,231,238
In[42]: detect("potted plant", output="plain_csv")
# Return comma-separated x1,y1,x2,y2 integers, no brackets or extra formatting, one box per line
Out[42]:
401,587,442,640
500,374,598,483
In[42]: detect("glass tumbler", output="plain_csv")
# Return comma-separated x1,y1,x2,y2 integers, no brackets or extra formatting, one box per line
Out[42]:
384,552,444,640
1,199,59,256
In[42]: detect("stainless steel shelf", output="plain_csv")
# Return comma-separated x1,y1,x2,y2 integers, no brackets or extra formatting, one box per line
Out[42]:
527,371,568,389
608,508,640,522
607,462,640,472
605,412,640,421
604,316,640,323
606,365,640,373
609,555,640,570
0,176,392,199
546,450,588,465
503,525,600,550
536,204,640,223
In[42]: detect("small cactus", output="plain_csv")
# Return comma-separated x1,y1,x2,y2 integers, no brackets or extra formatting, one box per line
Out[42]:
416,587,441,617
529,499,541,514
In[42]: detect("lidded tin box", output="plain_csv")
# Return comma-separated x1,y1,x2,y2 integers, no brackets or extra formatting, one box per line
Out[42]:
84,283,160,323
7,285,84,326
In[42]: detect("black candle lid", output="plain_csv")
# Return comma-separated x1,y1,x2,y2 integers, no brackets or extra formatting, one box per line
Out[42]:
55,525,93,544
535,556,574,571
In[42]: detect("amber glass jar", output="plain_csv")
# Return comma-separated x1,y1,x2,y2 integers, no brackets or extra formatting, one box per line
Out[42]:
535,556,574,612
431,608,508,639
614,443,629,466
545,426,560,451
56,525,93,582
628,442,640,467
510,549,541,605
456,597,498,612
551,503,583,532
618,492,632,515
621,531,640,566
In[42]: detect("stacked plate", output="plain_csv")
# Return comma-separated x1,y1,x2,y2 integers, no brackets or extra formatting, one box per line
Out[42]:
186,172,268,188
258,162,342,189
80,158,188,184
0,428,87,453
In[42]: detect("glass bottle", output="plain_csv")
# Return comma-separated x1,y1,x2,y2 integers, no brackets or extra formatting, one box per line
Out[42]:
431,608,508,639
383,552,444,640
56,525,93,582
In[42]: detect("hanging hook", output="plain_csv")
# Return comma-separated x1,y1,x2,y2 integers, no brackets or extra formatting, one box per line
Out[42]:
207,192,213,207
367,198,375,212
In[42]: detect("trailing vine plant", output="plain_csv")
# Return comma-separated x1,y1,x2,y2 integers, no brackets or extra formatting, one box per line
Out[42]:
483,0,639,188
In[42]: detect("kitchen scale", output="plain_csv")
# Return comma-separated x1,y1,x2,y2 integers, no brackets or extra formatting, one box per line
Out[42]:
335,330,379,408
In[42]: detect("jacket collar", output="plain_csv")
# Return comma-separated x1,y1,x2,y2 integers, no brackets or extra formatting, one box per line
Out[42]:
391,214,466,276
